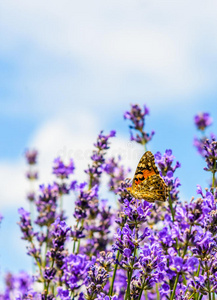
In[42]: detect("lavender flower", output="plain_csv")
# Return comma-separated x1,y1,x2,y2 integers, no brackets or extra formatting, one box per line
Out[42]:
104,156,130,193
96,293,118,300
25,170,38,180
193,136,207,157
85,130,116,188
129,242,166,299
35,183,59,227
124,104,154,147
61,254,90,293
155,150,181,205
0,272,33,300
18,208,35,241
203,138,217,172
193,112,216,162
155,150,181,176
194,112,212,131
5,105,217,300
47,217,71,270
53,157,75,179
25,149,38,165
25,149,38,203
86,265,109,300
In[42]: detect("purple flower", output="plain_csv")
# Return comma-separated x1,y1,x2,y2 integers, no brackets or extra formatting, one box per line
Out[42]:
57,287,71,300
41,293,55,300
193,136,207,157
85,130,116,188
188,275,206,296
43,267,57,281
193,132,216,158
18,208,35,241
123,199,152,227
96,293,118,300
25,170,38,180
25,149,38,165
159,283,170,298
0,272,33,300
51,218,70,249
73,184,98,221
155,149,181,176
104,156,130,193
53,157,75,179
15,290,41,300
186,256,199,272
26,192,35,202
35,183,59,227
8,105,217,300
172,256,183,272
203,138,217,173
155,149,181,202
124,104,155,145
192,230,216,257
86,264,109,299
194,112,212,131
61,254,90,291
158,227,175,248
57,286,71,300
130,242,166,296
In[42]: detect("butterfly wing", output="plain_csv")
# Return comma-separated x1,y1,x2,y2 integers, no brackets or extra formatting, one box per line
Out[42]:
128,151,168,202
132,151,159,190
133,174,168,202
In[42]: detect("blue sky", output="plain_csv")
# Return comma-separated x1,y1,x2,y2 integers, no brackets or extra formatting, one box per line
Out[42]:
1,0,217,287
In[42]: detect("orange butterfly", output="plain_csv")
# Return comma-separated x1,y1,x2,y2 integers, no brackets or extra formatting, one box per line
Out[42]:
127,151,168,202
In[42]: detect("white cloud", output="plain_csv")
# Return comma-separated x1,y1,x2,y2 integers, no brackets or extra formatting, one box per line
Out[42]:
1,0,217,113
0,110,142,209
0,160,28,210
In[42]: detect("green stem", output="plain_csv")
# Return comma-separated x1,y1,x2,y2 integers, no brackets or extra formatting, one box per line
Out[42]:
196,263,201,276
124,270,132,300
88,174,93,190
72,239,76,254
168,193,175,222
212,159,216,188
168,193,180,254
188,292,195,299
44,259,54,299
198,295,203,300
156,283,160,300
76,219,84,254
170,272,180,300
144,142,147,152
43,228,49,268
207,266,212,300
137,279,146,300
182,225,192,258
124,239,137,300
195,259,201,300
109,250,120,296
76,239,81,254
170,225,192,299
139,128,147,153
29,240,43,280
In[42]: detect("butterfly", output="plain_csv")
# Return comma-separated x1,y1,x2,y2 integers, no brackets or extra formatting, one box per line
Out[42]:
126,151,168,202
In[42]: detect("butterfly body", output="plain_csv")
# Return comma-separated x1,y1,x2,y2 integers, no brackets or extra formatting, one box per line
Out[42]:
127,151,168,202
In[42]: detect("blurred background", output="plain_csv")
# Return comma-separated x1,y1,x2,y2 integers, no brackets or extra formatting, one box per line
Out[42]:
1,0,217,286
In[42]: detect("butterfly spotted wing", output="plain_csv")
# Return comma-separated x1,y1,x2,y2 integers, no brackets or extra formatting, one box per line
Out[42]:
127,151,168,202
